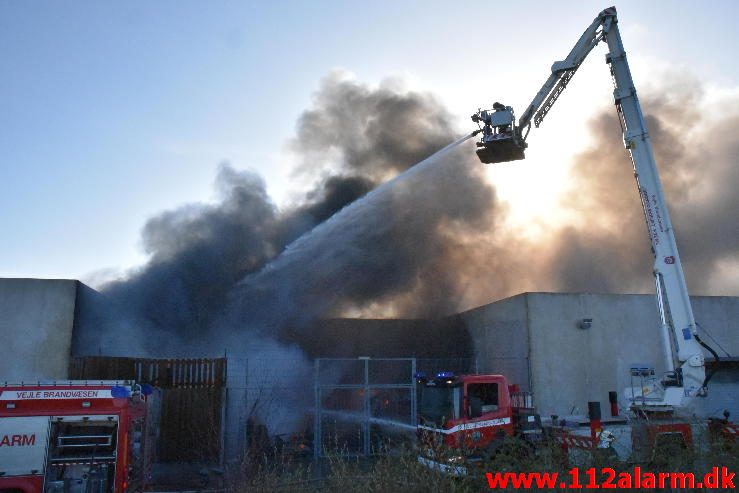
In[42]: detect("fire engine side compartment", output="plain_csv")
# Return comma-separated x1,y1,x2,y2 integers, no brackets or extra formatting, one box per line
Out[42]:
0,382,149,493
43,415,120,493
0,415,50,491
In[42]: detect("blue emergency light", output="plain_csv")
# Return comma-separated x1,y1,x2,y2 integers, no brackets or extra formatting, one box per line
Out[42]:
110,385,130,398
435,371,455,379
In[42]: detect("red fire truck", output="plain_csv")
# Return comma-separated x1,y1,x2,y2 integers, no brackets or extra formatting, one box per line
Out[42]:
416,372,543,474
0,380,157,493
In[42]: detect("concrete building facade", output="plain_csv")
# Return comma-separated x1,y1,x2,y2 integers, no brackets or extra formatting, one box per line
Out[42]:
460,292,739,420
0,278,80,380
2,277,737,424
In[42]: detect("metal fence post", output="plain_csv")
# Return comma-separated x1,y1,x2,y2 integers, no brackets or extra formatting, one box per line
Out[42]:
313,358,321,461
219,354,228,468
242,357,248,461
410,358,417,427
362,357,370,456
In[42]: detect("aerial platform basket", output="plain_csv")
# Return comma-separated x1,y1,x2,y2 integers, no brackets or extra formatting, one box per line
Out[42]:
475,136,526,164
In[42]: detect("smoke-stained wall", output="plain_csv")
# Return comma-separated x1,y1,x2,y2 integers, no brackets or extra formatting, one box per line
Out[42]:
282,317,472,360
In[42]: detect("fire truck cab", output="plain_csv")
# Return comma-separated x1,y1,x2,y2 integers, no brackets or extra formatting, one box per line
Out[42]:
0,381,156,493
416,372,541,473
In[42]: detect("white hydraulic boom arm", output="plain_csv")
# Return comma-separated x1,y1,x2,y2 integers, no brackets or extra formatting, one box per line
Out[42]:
472,7,711,410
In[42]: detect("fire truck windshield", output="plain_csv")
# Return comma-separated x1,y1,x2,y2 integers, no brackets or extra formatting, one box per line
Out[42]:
419,386,461,425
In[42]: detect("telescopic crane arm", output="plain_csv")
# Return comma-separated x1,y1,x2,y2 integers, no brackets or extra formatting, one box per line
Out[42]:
472,7,709,410
518,11,607,131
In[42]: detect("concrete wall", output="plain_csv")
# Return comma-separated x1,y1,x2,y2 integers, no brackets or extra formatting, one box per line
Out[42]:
691,296,739,356
463,292,739,420
691,296,739,420
2,276,735,421
526,293,669,419
460,294,531,391
0,278,78,380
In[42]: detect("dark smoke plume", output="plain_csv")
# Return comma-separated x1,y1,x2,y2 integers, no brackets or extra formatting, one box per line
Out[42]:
74,73,737,435
291,75,456,180
224,134,496,341
543,79,739,296
80,74,497,356
78,73,738,359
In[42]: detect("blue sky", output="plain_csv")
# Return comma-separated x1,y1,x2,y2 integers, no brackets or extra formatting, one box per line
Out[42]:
1,0,737,282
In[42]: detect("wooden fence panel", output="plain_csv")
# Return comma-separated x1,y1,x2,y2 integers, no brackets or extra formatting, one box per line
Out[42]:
159,387,223,462
70,356,226,463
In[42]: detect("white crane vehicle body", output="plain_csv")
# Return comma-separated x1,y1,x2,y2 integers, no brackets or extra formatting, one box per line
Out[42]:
472,6,712,413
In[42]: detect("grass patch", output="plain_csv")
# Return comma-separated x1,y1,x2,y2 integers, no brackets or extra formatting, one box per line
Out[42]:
231,435,737,492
